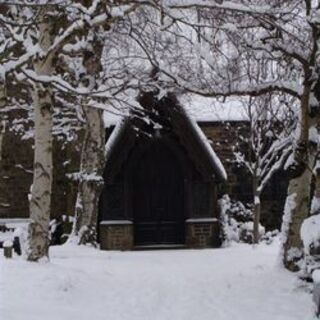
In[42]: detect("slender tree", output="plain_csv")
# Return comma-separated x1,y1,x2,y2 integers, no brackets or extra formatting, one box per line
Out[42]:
233,95,296,243
72,32,106,245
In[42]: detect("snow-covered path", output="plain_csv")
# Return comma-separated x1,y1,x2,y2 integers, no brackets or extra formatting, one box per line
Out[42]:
1,240,313,320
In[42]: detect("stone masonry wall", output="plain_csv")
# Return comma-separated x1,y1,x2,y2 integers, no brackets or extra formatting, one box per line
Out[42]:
186,220,221,248
99,222,134,250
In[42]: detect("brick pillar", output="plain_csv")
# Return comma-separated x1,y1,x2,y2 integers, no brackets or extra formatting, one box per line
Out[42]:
99,220,133,250
186,218,221,248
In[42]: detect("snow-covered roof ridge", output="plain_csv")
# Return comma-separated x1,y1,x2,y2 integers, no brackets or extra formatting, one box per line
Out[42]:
103,94,248,128
105,117,128,161
179,105,228,181
104,93,227,182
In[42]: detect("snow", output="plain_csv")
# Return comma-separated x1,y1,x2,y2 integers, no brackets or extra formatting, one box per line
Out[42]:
0,231,14,243
240,222,265,235
187,112,227,181
103,95,247,128
1,240,313,320
185,218,218,223
100,220,133,225
103,108,127,128
301,214,320,254
0,218,30,226
2,240,12,248
105,118,127,159
313,270,320,283
180,94,247,122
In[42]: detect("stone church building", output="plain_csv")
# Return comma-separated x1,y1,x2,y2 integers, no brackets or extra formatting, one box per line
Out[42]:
0,94,287,250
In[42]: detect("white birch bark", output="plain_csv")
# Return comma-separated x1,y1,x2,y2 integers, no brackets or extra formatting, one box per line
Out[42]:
0,120,5,163
281,87,317,271
71,39,105,245
73,107,105,245
26,10,55,261
252,177,261,244
0,80,5,162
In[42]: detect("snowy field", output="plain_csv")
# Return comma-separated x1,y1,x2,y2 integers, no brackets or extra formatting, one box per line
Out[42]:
0,239,314,320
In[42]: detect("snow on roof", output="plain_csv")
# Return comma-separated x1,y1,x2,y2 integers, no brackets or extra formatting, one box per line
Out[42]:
180,94,248,122
105,117,127,160
103,95,247,128
104,94,227,182
103,104,129,128
184,110,227,181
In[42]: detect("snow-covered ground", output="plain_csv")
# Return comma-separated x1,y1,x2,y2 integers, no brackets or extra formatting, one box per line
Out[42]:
0,239,314,320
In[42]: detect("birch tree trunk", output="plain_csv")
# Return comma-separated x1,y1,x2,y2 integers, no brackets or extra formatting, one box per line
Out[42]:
251,146,261,244
253,188,261,243
73,108,105,245
0,79,5,162
26,11,55,261
0,121,5,163
71,38,105,245
281,86,317,271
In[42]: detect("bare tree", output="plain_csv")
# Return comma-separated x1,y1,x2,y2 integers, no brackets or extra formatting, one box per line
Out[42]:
145,0,320,271
233,95,296,243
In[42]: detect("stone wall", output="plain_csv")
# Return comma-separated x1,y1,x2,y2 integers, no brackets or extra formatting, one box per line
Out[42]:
185,219,221,248
99,219,221,250
99,221,133,250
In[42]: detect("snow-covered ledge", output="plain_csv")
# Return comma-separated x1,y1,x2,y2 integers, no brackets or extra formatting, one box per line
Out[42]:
186,218,218,223
100,220,133,226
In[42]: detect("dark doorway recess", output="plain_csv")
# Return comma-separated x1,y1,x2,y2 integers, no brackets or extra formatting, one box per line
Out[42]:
130,139,185,246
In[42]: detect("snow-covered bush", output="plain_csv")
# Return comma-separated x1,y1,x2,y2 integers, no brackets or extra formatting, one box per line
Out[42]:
299,214,320,279
223,196,253,223
261,230,279,245
219,195,269,245
239,222,265,244
301,214,320,255
219,194,265,245
219,195,240,244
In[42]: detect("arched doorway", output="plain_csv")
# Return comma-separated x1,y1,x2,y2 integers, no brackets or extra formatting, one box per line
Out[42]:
130,139,185,246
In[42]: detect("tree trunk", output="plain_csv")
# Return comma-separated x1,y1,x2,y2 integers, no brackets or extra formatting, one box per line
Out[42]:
72,107,105,245
0,121,5,163
253,183,261,244
0,79,6,162
26,11,55,261
281,86,317,271
70,36,105,245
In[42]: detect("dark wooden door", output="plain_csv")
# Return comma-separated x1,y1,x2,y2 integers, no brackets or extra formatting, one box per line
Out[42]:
132,140,185,245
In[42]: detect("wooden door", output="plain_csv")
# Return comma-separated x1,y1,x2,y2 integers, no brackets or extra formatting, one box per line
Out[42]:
132,140,185,245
